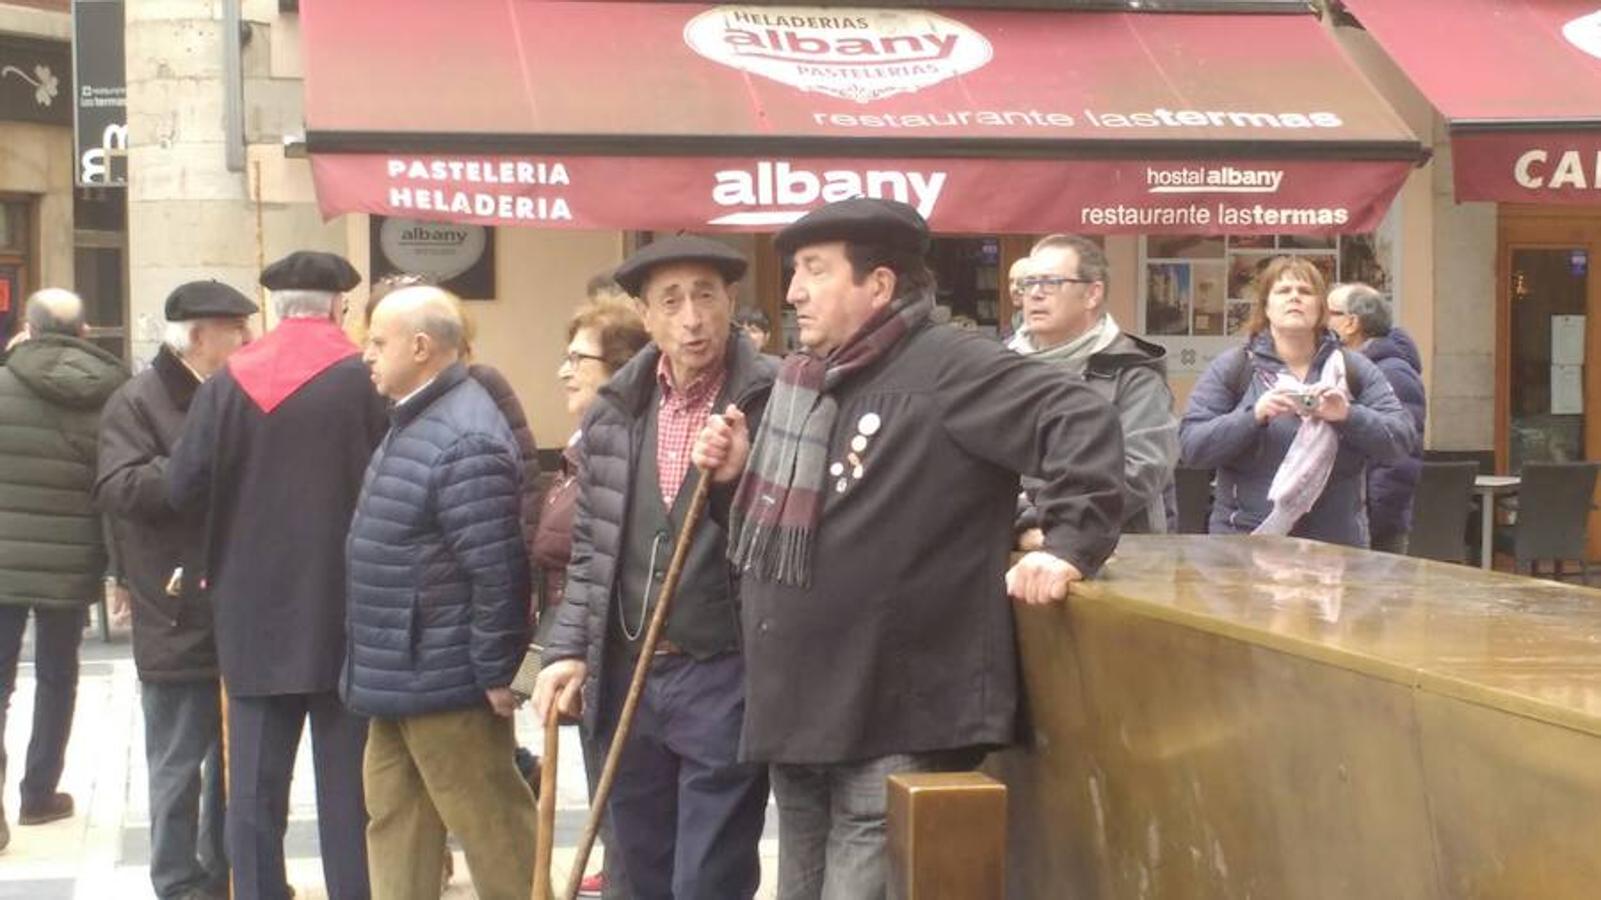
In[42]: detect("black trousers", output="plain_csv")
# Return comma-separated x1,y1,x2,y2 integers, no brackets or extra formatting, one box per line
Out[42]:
226,691,370,900
0,604,85,804
600,651,769,900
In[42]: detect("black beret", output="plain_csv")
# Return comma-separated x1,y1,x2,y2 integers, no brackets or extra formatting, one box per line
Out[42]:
259,251,362,293
613,236,748,298
774,197,931,258
164,280,259,321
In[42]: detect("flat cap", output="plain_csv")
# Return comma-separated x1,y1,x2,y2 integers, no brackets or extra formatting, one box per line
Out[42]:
259,251,362,293
613,236,748,298
774,197,931,258
164,280,259,321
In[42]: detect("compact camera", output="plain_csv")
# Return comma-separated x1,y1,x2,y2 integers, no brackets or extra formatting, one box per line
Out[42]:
1286,389,1320,410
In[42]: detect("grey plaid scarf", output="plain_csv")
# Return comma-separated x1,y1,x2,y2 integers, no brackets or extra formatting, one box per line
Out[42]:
728,289,934,586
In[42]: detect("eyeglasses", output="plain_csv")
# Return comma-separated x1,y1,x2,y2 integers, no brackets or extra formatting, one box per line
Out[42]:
561,350,606,367
1017,275,1097,295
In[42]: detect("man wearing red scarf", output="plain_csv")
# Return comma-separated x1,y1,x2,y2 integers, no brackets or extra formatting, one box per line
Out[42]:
168,251,387,900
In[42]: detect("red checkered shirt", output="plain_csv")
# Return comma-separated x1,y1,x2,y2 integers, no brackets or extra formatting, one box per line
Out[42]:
655,355,726,507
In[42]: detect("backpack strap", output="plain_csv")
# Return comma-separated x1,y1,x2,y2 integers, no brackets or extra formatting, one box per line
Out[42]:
1224,345,1254,404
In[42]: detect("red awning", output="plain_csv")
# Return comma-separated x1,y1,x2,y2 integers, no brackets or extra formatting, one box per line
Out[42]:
301,1,1424,235
1344,0,1601,203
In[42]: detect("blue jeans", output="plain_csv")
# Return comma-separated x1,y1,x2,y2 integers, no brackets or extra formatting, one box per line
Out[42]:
771,749,981,900
142,679,227,898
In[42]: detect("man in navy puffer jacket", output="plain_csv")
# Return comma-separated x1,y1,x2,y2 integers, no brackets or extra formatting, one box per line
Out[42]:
1329,283,1427,553
344,286,534,900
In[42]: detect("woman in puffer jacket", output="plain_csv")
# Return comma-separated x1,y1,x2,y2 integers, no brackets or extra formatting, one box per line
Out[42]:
1179,256,1416,547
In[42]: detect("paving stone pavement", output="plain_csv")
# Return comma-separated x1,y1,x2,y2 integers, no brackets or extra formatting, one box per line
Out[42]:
0,616,778,899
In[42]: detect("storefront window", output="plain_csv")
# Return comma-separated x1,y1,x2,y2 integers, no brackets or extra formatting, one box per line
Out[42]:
1139,216,1398,377
1507,247,1588,470
0,198,32,346
929,237,1003,336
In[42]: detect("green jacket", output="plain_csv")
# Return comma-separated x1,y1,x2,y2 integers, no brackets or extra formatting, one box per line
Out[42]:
0,334,128,607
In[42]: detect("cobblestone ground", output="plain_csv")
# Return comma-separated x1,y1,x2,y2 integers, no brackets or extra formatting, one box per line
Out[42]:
0,613,778,899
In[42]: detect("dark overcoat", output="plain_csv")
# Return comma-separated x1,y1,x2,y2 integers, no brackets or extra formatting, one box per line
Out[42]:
166,320,388,697
735,322,1125,765
94,345,218,681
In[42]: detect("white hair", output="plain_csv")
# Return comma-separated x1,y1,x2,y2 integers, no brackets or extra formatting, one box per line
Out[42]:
25,287,86,336
272,289,337,319
162,320,197,354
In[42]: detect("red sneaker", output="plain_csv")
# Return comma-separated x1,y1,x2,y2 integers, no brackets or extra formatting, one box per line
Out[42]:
577,872,605,898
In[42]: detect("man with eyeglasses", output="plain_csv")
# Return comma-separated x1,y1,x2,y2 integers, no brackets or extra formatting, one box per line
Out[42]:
534,237,775,899
1327,282,1425,553
1009,233,1179,537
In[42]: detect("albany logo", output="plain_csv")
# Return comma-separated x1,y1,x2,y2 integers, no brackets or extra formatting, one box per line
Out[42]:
708,160,946,226
684,5,992,104
1565,10,1601,60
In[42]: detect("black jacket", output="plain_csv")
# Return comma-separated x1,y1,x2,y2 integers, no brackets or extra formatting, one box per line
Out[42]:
735,322,1124,765
0,334,127,608
167,342,388,697
342,364,531,718
95,346,217,681
542,332,777,735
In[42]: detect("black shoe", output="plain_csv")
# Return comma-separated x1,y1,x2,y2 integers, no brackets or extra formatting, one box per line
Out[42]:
18,792,72,826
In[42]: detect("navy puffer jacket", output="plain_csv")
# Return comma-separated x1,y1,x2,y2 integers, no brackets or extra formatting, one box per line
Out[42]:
342,364,531,718
1361,328,1426,539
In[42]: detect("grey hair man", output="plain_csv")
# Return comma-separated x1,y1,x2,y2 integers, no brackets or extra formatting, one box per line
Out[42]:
96,280,257,898
0,288,127,845
1328,283,1426,552
1009,234,1180,536
166,251,387,900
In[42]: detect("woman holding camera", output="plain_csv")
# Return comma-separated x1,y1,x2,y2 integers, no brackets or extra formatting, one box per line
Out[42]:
1180,255,1415,547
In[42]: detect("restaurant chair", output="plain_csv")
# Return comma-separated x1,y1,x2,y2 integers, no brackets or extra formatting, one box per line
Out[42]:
1405,461,1477,564
1493,461,1600,584
1174,466,1213,535
1422,449,1495,474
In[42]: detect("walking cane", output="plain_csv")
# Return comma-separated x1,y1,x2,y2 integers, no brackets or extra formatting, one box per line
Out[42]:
532,700,560,900
559,471,715,900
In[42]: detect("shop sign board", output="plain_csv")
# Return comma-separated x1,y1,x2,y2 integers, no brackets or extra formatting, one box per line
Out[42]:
313,153,1412,237
72,0,128,187
1453,133,1601,204
0,35,70,127
370,215,496,299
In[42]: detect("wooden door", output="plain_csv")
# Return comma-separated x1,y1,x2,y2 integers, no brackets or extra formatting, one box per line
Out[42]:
1496,206,1601,558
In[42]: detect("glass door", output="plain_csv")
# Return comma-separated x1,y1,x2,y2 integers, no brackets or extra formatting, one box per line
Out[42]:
1498,208,1601,558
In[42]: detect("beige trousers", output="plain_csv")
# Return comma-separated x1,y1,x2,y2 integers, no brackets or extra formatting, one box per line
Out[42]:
364,706,536,900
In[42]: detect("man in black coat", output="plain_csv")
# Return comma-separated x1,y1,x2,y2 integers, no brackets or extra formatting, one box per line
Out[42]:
694,199,1125,899
96,280,257,900
167,253,387,900
344,286,535,898
535,237,775,899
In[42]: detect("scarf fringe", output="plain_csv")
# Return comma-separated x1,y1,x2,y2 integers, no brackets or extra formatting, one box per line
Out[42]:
732,524,814,588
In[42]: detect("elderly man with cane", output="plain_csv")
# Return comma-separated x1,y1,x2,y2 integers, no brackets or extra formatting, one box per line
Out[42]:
533,237,776,899
694,198,1125,899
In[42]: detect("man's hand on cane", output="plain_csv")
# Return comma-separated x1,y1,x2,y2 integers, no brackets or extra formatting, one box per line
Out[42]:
693,405,750,483
532,660,587,724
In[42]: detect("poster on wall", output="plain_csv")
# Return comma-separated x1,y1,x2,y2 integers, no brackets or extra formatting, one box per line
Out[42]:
1140,204,1401,377
369,216,496,300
